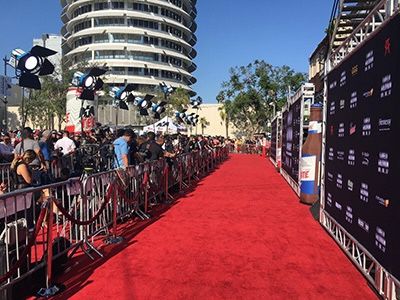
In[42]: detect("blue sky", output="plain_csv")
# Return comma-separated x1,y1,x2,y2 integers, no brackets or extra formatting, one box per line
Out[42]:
0,0,332,103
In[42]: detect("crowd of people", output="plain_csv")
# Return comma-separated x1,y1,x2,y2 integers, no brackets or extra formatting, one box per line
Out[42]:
0,126,229,193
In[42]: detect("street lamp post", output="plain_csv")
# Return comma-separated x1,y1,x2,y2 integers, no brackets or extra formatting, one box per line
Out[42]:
2,56,9,131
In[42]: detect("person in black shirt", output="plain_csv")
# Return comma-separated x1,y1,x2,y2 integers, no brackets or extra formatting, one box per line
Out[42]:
147,132,164,161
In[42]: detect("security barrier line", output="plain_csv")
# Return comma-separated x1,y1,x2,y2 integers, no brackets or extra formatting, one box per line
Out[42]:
0,147,229,297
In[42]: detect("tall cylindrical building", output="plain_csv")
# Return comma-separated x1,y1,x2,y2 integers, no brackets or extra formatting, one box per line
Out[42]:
60,0,197,94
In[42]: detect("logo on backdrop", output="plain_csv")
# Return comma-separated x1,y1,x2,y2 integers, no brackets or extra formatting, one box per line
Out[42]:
348,149,355,166
340,71,347,87
338,123,345,137
352,65,359,76
337,150,345,161
362,151,370,166
340,99,345,110
347,180,354,192
365,50,374,71
330,101,336,115
362,118,371,136
327,172,334,182
378,152,389,174
363,88,374,98
375,227,387,253
327,193,333,207
376,194,390,207
336,173,343,189
329,81,337,90
384,38,391,56
349,122,356,136
381,74,392,98
346,206,353,224
328,148,334,161
335,202,342,211
358,218,370,232
378,118,392,132
350,91,358,108
360,183,369,202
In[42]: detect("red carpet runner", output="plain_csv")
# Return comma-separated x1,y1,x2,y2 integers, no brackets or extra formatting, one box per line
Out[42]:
53,155,377,299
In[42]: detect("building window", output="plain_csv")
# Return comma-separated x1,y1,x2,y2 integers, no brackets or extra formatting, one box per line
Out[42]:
127,18,159,30
74,20,91,33
128,3,159,14
94,2,124,11
127,51,159,62
73,4,92,18
95,50,126,59
74,36,93,48
95,18,125,27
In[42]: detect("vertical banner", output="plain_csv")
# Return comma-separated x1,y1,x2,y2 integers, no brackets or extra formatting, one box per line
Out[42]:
325,15,400,280
65,87,97,133
281,100,301,182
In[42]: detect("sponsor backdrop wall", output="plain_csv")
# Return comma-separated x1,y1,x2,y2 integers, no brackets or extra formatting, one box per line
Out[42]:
281,100,301,182
326,14,400,280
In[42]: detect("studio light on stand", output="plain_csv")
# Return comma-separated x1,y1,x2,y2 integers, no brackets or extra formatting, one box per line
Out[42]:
159,82,174,99
110,84,136,110
191,96,203,109
186,113,199,126
134,94,154,116
72,67,107,100
11,45,57,89
152,101,167,119
72,67,107,133
175,110,187,123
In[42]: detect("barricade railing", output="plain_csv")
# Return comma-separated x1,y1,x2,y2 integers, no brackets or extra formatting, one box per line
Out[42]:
235,144,262,154
0,146,116,193
0,163,12,193
0,147,229,298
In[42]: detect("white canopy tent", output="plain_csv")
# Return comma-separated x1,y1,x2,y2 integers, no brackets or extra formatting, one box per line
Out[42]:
142,116,187,134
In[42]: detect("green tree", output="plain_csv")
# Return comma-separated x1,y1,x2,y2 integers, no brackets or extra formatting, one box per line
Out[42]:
217,60,306,137
167,87,190,115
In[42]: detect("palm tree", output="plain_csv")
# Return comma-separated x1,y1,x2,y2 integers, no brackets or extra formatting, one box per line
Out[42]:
199,117,210,135
218,105,230,138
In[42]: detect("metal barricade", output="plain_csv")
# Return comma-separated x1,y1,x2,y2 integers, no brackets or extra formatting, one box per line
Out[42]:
0,147,229,297
0,164,12,193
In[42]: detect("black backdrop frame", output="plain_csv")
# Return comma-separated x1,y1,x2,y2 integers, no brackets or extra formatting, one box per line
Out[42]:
320,8,400,298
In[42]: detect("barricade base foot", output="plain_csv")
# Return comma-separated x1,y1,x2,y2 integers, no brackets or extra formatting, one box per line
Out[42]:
37,283,64,297
135,209,151,220
105,235,124,244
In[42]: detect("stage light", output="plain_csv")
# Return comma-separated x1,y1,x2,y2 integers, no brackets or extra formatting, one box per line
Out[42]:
11,46,57,89
184,113,199,126
159,82,174,98
114,99,129,110
175,110,187,123
152,101,167,119
134,94,154,116
110,84,136,102
191,96,203,109
72,67,107,100
109,84,136,111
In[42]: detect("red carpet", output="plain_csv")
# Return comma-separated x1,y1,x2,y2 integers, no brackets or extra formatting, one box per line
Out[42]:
50,154,377,299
